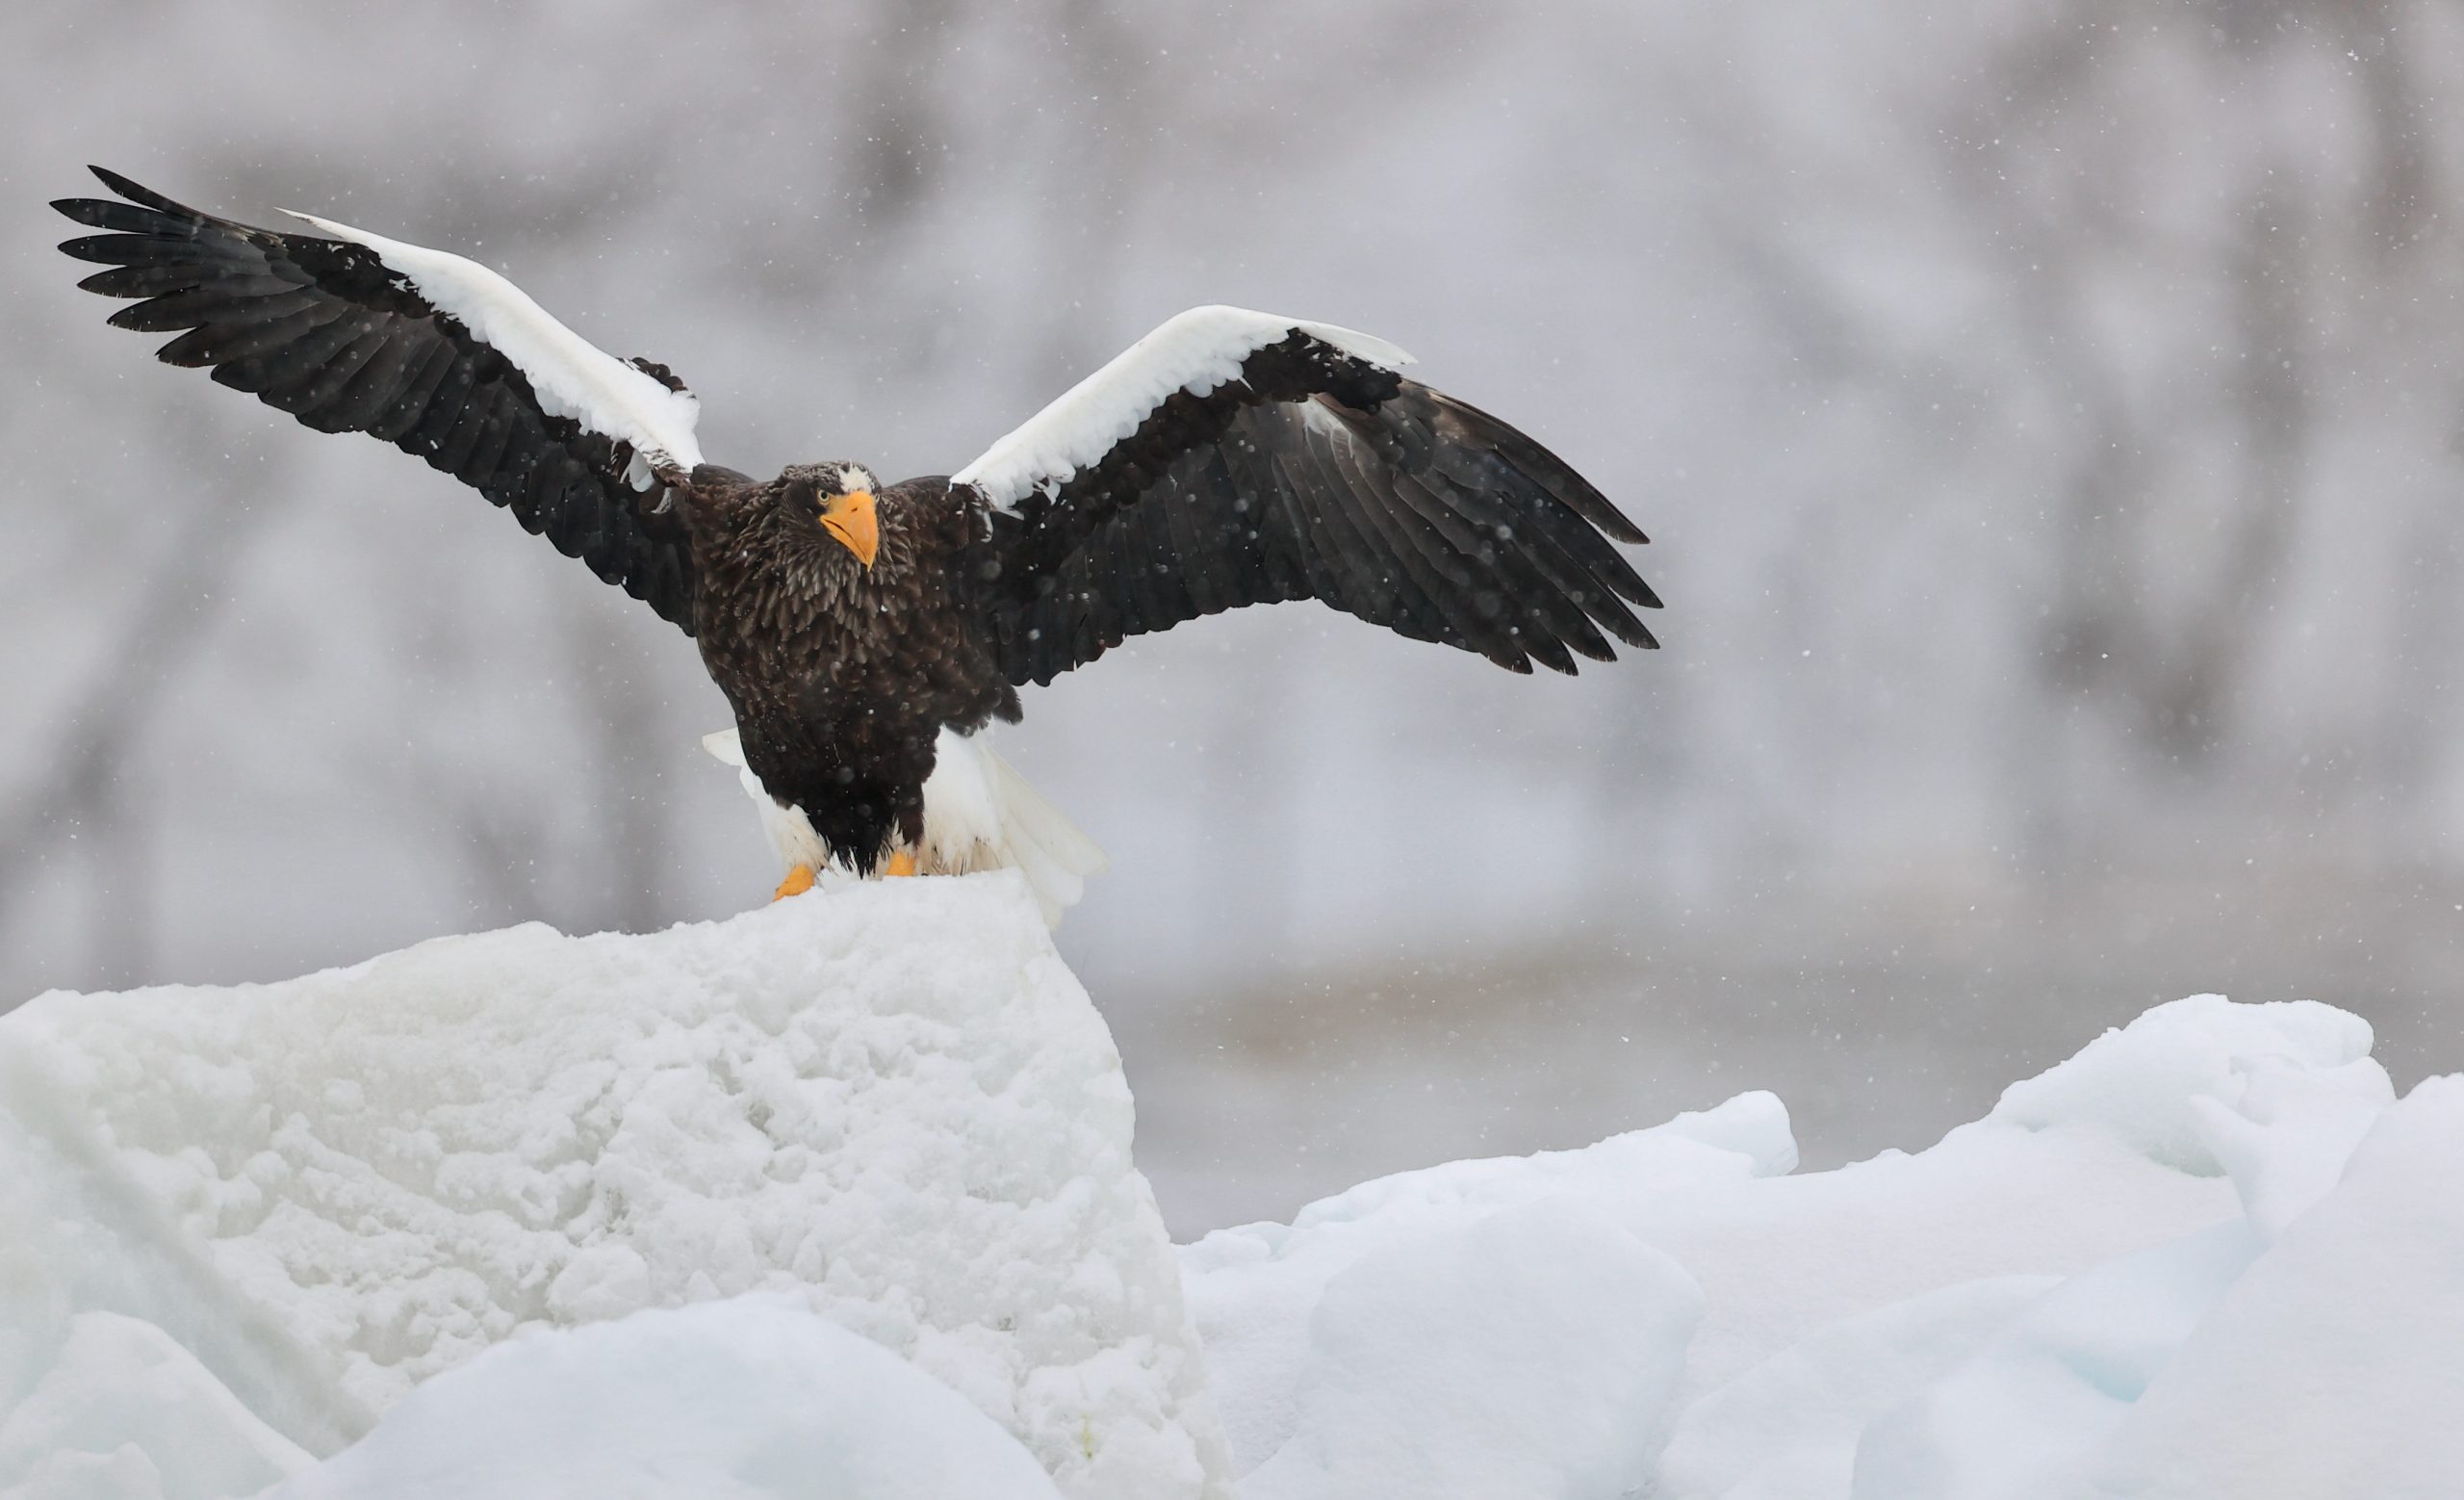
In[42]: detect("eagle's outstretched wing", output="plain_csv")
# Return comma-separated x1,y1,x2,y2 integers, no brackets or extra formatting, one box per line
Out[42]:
955,306,1659,685
54,168,705,633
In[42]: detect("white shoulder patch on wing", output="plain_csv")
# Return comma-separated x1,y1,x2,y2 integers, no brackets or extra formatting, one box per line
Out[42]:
280,210,704,485
951,304,1413,513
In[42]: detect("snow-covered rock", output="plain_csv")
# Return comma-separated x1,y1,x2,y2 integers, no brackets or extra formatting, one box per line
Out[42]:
1187,995,2462,1499
0,874,1227,1500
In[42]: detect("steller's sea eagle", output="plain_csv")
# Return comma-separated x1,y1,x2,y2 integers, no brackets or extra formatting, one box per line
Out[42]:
53,168,1659,922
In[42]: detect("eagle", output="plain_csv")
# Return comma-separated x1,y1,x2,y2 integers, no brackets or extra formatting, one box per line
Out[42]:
53,168,1659,922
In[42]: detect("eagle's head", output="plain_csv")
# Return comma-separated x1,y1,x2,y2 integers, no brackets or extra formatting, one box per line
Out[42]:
778,461,880,570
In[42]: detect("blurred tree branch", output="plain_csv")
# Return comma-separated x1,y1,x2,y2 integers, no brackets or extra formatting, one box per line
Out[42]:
1931,2,2428,768
0,476,285,967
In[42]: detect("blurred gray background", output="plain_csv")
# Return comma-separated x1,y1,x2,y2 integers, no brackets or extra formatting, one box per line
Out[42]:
3,1,2458,1236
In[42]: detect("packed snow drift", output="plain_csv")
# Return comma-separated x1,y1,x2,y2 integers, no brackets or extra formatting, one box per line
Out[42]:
1188,995,2464,1498
2,879,2457,1498
0,875,1226,1499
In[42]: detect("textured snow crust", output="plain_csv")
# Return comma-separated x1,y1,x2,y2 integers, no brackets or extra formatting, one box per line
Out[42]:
1187,994,2462,1500
952,305,1414,510
0,875,1226,1500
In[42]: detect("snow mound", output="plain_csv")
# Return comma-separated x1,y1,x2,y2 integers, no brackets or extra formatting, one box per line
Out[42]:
0,1311,310,1500
267,1297,1064,1500
10,913,2454,1499
0,873,1227,1500
1187,995,2458,1499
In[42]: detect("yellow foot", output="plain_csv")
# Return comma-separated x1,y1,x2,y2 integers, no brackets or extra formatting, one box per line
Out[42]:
884,850,918,878
772,864,816,901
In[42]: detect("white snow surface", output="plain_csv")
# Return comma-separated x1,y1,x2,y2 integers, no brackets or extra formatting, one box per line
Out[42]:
0,876,1226,1500
279,209,704,486
951,305,1414,511
0,1312,310,1500
1186,994,2463,1499
266,1298,1064,1500
7,904,2460,1499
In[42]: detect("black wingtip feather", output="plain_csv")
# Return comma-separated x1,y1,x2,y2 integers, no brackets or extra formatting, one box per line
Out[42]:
87,167,194,217
56,165,704,635
58,233,136,265
53,197,178,236
77,265,186,297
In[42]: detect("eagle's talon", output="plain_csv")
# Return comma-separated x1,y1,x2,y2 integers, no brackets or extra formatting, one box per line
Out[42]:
772,864,816,901
884,850,918,878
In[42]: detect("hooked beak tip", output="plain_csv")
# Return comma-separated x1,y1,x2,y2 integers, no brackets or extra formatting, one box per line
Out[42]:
822,490,880,569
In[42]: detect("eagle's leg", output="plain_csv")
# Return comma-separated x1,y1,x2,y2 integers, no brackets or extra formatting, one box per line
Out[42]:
772,865,817,901
884,850,918,878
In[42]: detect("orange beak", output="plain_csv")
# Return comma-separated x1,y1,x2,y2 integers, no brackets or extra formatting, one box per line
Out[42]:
821,489,879,569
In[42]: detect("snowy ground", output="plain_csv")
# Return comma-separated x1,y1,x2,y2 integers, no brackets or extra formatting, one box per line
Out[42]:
0,879,1225,1499
1187,995,2463,1497
3,879,2458,1497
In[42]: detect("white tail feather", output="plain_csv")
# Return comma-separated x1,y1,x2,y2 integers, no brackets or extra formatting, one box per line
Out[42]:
700,727,1104,927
